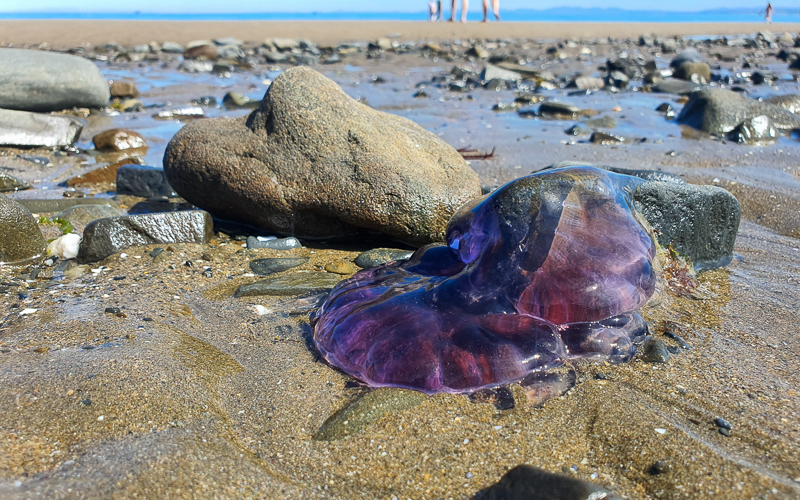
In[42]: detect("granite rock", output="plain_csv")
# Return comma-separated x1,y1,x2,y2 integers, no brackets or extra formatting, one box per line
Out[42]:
163,67,480,245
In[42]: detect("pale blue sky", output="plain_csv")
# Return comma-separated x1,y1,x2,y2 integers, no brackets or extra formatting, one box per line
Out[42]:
0,0,783,13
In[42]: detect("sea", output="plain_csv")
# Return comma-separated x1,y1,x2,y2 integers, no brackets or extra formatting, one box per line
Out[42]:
1,8,799,23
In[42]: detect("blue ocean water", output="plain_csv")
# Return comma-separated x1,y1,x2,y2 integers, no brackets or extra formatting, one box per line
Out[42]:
1,8,798,23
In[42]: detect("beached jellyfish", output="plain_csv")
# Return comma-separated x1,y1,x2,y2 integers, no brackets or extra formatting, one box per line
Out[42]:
312,166,657,394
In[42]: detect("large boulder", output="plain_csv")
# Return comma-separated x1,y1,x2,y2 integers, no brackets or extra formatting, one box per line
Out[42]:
0,108,83,147
677,88,800,135
0,49,110,112
0,194,46,265
163,67,481,245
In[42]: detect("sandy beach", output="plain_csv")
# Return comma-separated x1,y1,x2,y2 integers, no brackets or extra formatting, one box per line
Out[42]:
2,20,800,48
1,20,800,500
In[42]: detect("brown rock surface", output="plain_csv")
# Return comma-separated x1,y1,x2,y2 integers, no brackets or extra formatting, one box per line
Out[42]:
109,80,139,98
183,44,218,60
67,158,143,187
163,67,481,245
92,128,147,151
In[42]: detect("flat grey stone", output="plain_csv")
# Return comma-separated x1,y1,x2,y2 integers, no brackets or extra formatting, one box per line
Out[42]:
116,165,175,198
53,204,123,227
0,108,83,147
16,198,119,214
160,41,185,53
234,272,342,297
651,78,703,95
246,236,302,250
77,210,214,262
0,48,110,111
481,64,522,82
354,248,414,268
728,115,779,145
0,193,46,266
250,257,309,275
632,181,740,271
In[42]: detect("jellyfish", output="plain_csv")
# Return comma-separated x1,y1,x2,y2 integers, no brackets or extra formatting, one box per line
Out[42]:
313,166,656,394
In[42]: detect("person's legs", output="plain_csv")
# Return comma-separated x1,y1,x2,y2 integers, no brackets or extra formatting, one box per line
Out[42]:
493,0,500,20
462,0,469,22
450,0,456,21
483,0,489,22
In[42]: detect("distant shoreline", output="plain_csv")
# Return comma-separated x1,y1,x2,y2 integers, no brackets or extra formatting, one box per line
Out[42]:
2,20,799,48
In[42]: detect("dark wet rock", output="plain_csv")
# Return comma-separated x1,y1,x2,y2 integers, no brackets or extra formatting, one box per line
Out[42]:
0,109,83,147
538,102,580,119
673,62,711,83
222,92,260,109
369,38,393,51
639,336,670,363
109,81,139,98
763,94,800,114
16,198,119,214
567,76,604,91
607,70,630,88
751,71,777,86
92,129,147,152
246,236,302,250
607,58,643,79
249,257,308,275
0,194,46,265
53,204,123,227
670,48,704,69
632,181,740,271
211,63,236,75
234,272,342,297
183,44,218,60
481,64,522,82
77,210,214,262
0,172,31,192
664,331,692,349
312,388,426,441
728,115,779,145
583,116,617,129
678,88,800,135
590,131,625,144
164,67,480,246
116,165,175,198
354,248,414,268
473,464,621,500
651,78,703,95
656,102,674,113
715,417,732,430
565,124,591,136
0,48,110,111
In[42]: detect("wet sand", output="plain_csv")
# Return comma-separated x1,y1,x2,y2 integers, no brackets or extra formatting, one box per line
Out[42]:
2,20,800,48
1,32,800,500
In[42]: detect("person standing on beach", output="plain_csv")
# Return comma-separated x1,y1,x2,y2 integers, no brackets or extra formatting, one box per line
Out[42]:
766,2,774,23
482,0,500,22
437,0,443,20
450,0,468,23
429,1,438,21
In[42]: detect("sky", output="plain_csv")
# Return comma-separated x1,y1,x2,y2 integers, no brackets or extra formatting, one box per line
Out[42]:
0,0,787,13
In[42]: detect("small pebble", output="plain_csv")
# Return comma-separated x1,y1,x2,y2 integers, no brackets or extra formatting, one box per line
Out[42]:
714,417,732,430
719,427,731,437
